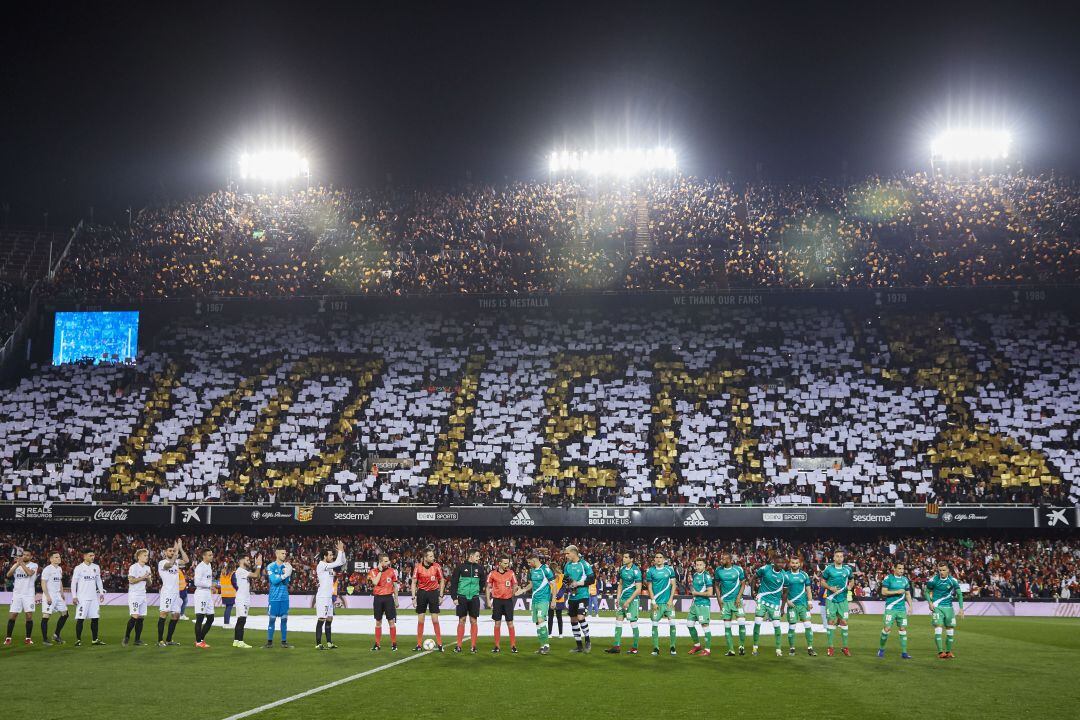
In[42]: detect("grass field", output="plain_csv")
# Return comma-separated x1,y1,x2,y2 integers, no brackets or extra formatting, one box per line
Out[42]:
3,607,1078,720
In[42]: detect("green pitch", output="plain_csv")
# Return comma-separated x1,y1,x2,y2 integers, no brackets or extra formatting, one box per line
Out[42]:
4,607,1077,720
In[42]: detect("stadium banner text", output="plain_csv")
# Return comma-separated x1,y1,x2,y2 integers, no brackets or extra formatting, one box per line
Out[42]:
2,504,1077,530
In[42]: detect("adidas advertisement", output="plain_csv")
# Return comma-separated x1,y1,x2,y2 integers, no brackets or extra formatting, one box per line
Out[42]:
681,509,710,527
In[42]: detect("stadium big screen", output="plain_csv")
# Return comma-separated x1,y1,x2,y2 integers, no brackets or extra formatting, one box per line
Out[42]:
51,310,139,365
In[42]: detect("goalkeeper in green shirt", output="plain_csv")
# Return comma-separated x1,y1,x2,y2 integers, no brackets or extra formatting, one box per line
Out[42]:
924,562,964,659
877,562,913,660
605,552,642,654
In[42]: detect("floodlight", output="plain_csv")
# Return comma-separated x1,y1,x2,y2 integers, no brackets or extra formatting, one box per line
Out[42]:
548,146,677,177
930,129,1012,163
238,150,311,181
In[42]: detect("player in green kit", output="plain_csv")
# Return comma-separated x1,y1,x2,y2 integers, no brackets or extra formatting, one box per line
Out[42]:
714,552,747,656
562,545,595,653
820,550,854,656
606,552,642,654
752,552,786,657
514,552,555,655
924,562,964,659
877,562,913,660
644,552,678,656
782,555,816,656
686,558,713,656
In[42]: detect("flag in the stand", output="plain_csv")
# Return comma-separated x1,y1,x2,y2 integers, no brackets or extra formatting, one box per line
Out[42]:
925,501,939,518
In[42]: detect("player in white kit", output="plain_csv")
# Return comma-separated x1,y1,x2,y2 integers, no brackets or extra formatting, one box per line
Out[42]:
315,541,346,650
231,552,262,649
123,549,153,646
157,539,188,646
40,552,69,645
5,549,38,646
71,549,105,646
193,549,216,648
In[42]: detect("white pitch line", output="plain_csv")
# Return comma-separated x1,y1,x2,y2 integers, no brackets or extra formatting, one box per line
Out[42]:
221,651,429,720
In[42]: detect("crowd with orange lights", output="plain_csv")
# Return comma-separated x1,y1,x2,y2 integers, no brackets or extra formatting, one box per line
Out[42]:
44,173,1080,300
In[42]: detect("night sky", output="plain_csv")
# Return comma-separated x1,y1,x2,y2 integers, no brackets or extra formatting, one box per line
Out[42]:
1,0,1077,224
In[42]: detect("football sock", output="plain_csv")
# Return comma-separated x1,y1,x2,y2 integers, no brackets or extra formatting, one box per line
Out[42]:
125,617,136,641
90,618,99,641
5,619,14,639
432,619,442,644
167,618,178,641
508,625,516,646
279,617,288,643
375,626,383,644
946,628,955,652
614,620,623,645
390,626,397,645
494,625,501,648
934,626,944,652
75,619,84,640
315,619,324,645
879,630,889,649
651,623,660,650
632,625,640,648
325,621,332,645
158,617,166,642
55,614,67,637
235,617,247,641
417,617,425,646
703,625,711,650
899,629,908,653
688,622,699,644
580,619,590,640
456,621,464,647
725,621,735,651
41,618,50,642
840,624,849,647
669,621,677,647
268,616,277,642
826,623,836,647
469,621,477,649
24,620,32,640
134,618,144,642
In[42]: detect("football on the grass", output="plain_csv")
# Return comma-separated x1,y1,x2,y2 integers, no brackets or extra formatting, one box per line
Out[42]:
423,639,436,650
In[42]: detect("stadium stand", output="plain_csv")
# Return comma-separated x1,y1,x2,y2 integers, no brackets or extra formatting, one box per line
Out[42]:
44,174,1080,300
2,306,1076,505
2,530,1075,600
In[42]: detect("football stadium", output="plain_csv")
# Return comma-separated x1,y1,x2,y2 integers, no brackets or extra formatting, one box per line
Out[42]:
1,3,1079,719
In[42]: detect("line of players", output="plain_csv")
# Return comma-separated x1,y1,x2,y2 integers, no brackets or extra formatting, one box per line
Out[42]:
4,543,966,659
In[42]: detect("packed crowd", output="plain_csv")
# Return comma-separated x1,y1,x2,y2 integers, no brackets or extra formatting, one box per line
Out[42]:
45,174,1080,299
1,305,1077,506
2,531,1076,600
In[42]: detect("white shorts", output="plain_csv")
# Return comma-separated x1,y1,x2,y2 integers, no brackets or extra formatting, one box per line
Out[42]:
234,598,250,618
194,589,214,616
316,595,335,619
42,597,68,615
76,598,101,620
158,591,181,614
129,598,148,616
9,594,36,614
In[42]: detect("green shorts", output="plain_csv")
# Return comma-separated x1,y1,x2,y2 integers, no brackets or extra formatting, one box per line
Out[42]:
651,602,676,622
826,596,849,622
755,601,781,621
931,605,957,627
786,605,810,624
531,600,550,624
882,607,907,628
616,598,640,622
720,599,746,620
687,603,711,624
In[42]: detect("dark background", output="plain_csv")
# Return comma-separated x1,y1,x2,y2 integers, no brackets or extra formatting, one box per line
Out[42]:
1,0,1077,225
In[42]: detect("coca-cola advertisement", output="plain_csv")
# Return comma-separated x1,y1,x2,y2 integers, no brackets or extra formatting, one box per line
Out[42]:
0,504,168,525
